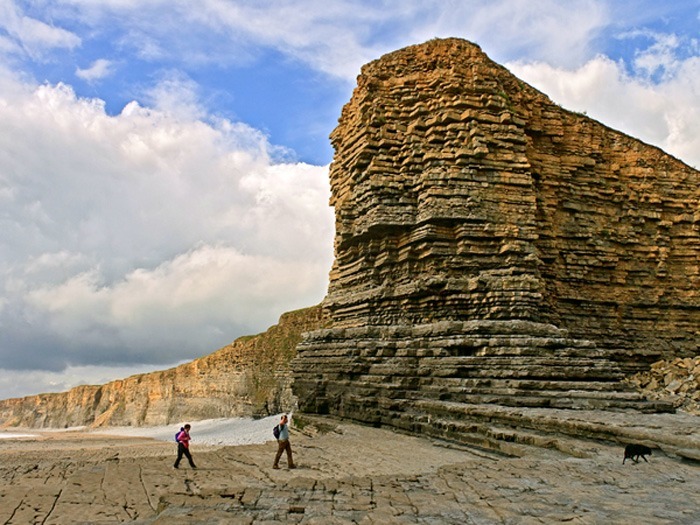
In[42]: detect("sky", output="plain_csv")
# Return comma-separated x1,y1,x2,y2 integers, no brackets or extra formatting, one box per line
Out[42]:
1,0,699,400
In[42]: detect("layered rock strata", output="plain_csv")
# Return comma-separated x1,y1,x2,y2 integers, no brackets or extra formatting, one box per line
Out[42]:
0,307,324,428
292,38,699,434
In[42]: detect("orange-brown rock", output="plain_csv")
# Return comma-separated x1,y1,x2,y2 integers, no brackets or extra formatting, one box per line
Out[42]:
292,38,699,438
627,356,700,415
0,306,324,428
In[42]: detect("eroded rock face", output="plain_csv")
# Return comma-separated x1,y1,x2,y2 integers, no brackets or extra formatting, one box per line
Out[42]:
292,38,699,431
0,307,324,428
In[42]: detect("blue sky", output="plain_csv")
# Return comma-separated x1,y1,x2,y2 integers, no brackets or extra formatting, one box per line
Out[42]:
1,0,699,400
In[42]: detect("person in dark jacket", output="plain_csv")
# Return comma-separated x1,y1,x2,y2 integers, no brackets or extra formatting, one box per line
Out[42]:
174,424,197,469
273,414,296,469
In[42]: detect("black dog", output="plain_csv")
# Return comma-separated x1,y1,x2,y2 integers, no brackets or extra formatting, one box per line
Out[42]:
623,444,652,464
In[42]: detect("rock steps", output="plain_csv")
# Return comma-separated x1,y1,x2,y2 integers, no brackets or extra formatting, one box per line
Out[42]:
405,401,698,461
294,320,666,415
294,320,674,451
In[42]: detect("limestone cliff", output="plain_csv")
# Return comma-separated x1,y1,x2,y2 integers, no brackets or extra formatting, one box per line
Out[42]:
0,306,325,428
292,38,699,439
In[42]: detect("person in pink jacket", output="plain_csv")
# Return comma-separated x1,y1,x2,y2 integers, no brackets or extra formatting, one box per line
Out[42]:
174,424,197,469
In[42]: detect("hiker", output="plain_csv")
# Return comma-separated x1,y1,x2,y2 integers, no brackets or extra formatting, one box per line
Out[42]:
174,423,197,469
273,414,296,469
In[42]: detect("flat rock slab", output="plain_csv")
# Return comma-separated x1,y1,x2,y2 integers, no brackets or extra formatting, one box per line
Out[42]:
1,417,699,524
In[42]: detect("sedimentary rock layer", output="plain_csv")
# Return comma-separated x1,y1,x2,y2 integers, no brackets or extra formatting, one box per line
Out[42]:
292,38,699,428
0,307,324,428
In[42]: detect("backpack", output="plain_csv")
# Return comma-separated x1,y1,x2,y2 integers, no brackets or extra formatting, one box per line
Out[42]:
175,427,184,442
272,424,280,439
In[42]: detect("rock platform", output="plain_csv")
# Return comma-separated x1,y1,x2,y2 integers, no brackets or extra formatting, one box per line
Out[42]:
1,414,699,524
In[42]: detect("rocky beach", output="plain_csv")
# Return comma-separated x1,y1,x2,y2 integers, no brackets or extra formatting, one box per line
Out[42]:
2,35,700,525
1,413,700,524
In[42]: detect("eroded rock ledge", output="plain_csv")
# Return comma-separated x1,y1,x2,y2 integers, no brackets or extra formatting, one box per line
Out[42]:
292,38,700,443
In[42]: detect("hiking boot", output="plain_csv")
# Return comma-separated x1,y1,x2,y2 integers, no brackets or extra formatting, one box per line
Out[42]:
289,464,296,469
272,465,280,469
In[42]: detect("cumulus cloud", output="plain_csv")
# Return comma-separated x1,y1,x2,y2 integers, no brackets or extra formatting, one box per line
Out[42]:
509,39,700,167
75,58,114,82
0,75,334,389
143,70,206,120
25,245,327,355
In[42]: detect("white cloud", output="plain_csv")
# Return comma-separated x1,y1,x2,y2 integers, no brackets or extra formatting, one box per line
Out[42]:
76,58,114,82
26,245,328,352
0,34,20,55
0,0,80,57
12,16,80,51
165,0,607,77
143,70,206,120
42,0,611,79
0,74,334,380
403,0,608,67
509,50,700,168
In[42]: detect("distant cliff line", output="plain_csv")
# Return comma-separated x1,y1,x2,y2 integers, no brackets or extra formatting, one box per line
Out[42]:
0,306,325,429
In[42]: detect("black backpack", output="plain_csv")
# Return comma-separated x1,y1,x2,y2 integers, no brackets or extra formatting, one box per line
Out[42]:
272,424,280,439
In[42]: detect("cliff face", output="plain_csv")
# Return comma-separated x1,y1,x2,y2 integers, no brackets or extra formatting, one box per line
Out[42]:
325,37,698,350
292,38,699,434
0,306,325,428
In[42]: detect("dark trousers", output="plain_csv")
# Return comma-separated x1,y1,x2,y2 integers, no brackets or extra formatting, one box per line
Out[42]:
274,439,294,467
175,443,196,468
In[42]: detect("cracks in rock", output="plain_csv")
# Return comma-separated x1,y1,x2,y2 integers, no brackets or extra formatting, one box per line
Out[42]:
3,498,23,525
6,467,17,484
47,462,70,484
217,452,280,484
121,504,136,520
40,488,61,525
139,464,157,512
184,477,200,496
400,479,426,518
467,486,507,522
368,478,376,511
99,464,107,496
220,453,266,472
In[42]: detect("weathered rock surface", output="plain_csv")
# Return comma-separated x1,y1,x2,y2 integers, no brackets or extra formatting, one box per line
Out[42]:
292,38,699,443
627,356,700,415
0,307,325,428
1,415,699,524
